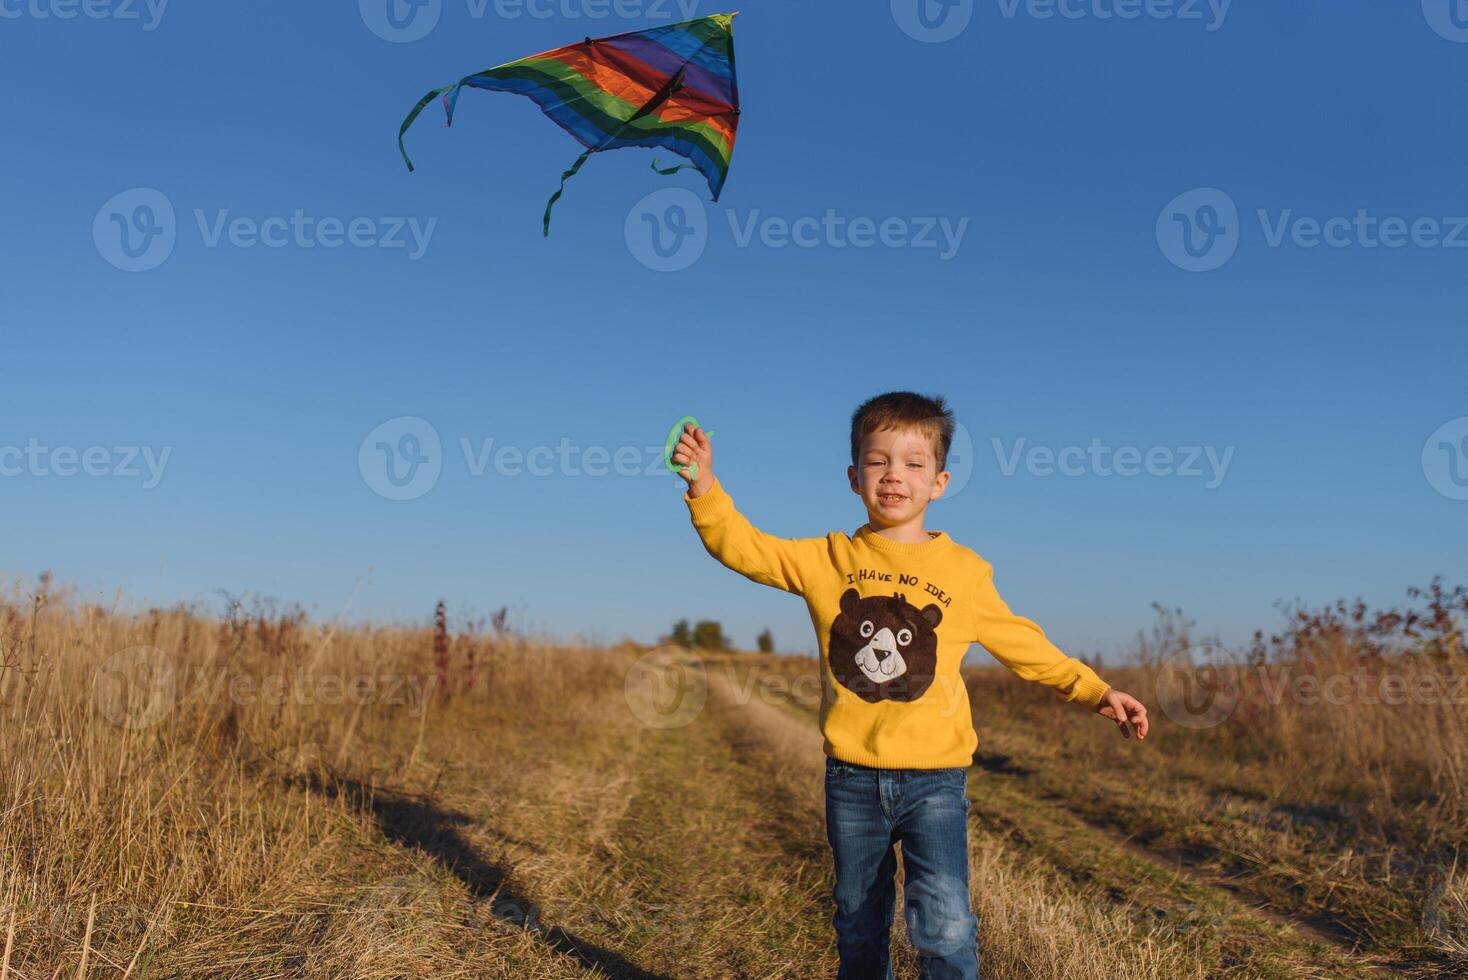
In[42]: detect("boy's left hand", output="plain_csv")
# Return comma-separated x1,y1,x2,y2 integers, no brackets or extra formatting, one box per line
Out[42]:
1097,689,1148,740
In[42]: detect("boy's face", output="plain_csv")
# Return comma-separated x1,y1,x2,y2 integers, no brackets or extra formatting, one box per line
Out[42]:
847,426,951,525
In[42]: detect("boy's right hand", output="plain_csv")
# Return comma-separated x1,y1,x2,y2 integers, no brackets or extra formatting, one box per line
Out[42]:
672,422,714,497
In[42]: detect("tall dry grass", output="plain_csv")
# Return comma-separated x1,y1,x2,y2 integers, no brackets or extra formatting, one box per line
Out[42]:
0,577,623,977
4,572,1464,975
979,580,1468,806
968,579,1468,966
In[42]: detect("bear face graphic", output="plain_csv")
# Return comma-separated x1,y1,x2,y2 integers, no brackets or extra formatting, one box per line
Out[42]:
828,588,943,703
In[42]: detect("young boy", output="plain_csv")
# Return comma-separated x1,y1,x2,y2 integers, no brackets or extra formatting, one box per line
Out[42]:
673,391,1149,979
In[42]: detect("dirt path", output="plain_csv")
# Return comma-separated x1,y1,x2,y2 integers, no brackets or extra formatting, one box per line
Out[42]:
373,656,838,978
310,654,1427,978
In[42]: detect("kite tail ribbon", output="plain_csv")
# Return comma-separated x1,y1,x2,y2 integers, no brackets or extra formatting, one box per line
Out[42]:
398,84,454,172
398,81,467,172
653,106,735,198
541,145,600,237
650,158,700,177
399,53,706,236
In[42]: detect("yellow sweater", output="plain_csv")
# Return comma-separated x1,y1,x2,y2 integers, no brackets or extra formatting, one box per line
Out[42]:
684,475,1111,769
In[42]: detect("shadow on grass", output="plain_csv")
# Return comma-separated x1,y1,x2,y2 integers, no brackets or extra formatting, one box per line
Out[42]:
287,771,671,980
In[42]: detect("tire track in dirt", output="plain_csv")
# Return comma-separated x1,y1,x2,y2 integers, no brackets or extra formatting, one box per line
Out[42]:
515,654,835,978
965,751,1449,976
373,653,836,978
968,774,1394,977
970,752,1369,950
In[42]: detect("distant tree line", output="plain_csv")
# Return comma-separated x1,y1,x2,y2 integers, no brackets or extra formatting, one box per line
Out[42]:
661,619,776,653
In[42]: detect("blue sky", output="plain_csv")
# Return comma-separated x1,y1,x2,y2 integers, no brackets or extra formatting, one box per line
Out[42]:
1,1,1465,662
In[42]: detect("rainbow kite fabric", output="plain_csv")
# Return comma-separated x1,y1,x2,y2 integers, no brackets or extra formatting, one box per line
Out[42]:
398,12,741,236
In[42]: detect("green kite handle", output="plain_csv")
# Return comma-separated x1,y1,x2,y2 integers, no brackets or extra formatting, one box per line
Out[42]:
664,415,714,481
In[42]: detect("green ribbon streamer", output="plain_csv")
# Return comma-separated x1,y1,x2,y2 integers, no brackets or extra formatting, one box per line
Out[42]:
541,145,600,237
397,85,455,173
651,158,701,178
400,60,695,236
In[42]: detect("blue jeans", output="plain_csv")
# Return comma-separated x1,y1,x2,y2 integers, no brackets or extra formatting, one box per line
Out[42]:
824,757,979,979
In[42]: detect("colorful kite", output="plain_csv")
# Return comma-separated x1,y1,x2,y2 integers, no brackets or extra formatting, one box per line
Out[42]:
398,12,741,236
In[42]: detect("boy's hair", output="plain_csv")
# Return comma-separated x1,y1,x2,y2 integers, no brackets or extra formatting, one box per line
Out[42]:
849,391,955,474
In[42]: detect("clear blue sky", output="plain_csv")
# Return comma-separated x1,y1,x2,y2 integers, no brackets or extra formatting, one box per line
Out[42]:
2,1,1465,661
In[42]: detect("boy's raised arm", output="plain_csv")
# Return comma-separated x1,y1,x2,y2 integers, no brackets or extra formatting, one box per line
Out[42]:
675,423,826,597
684,474,827,597
968,559,1112,708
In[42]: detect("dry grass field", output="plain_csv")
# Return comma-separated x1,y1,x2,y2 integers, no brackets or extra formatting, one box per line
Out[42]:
0,576,1463,978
